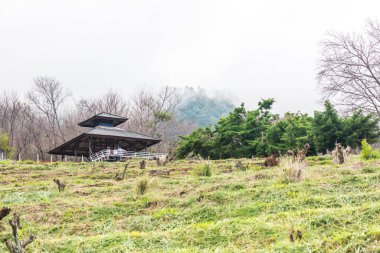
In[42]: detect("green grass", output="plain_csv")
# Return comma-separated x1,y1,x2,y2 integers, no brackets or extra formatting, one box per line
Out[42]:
0,156,379,252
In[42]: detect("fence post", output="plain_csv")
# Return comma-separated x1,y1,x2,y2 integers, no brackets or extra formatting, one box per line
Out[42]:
81,155,84,162
37,154,39,163
18,153,21,161
65,156,67,162
51,155,53,163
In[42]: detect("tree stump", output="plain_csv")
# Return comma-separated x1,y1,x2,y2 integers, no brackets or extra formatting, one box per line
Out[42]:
4,213,35,253
139,160,146,170
332,143,345,164
53,178,66,192
0,207,11,221
264,154,279,167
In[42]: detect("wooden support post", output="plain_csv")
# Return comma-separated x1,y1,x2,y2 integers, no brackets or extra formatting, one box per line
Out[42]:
88,138,92,155
81,155,84,163
18,153,21,161
37,154,39,163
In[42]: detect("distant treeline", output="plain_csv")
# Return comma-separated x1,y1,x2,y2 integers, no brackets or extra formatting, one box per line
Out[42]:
176,99,379,159
0,78,234,160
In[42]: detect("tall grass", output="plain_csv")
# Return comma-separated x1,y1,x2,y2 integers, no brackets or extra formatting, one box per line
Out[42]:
279,157,306,183
136,178,148,195
193,163,212,177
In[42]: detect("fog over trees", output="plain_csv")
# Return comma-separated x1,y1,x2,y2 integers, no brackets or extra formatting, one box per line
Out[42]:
176,87,234,127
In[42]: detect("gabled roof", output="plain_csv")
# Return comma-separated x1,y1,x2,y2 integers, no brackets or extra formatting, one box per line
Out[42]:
78,112,128,127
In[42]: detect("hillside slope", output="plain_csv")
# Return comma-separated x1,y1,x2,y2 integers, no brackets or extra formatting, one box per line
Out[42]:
0,157,379,252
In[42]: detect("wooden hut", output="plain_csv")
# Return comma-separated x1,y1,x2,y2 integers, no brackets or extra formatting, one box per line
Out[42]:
48,113,161,161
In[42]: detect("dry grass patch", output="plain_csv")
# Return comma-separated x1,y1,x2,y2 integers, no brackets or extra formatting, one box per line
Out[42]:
279,157,307,183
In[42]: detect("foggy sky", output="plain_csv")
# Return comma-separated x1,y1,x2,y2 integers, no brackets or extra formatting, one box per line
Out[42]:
1,0,380,114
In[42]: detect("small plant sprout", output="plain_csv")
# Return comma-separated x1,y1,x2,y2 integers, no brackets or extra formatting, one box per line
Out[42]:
360,139,380,160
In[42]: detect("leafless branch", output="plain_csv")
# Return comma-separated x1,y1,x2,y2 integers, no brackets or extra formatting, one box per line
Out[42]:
318,19,380,115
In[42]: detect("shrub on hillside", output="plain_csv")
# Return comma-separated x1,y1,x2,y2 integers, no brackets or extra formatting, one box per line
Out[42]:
279,157,306,183
235,160,249,171
176,100,379,159
136,178,148,195
360,139,380,160
193,163,212,177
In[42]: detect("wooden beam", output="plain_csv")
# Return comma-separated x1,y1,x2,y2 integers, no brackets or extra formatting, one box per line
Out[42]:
74,142,77,162
88,138,92,155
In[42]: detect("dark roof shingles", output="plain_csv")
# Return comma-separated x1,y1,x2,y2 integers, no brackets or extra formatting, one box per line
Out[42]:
85,126,160,141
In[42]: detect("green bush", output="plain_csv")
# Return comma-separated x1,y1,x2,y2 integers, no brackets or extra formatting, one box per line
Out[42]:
193,163,212,177
176,100,380,159
360,139,380,160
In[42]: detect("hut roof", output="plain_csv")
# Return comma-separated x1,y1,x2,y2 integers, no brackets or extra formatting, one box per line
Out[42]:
86,126,158,140
78,112,128,127
48,126,160,156
48,112,161,157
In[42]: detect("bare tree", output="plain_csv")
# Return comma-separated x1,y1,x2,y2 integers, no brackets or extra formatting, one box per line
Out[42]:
318,19,380,115
4,213,35,253
128,89,155,133
13,105,34,158
27,76,71,147
0,82,186,159
76,90,129,120
150,86,181,135
0,92,23,149
0,92,33,159
129,86,181,137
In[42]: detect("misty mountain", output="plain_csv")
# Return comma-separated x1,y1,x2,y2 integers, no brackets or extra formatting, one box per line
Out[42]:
176,87,234,127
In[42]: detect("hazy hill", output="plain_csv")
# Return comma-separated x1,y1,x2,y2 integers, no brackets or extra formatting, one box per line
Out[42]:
176,87,234,127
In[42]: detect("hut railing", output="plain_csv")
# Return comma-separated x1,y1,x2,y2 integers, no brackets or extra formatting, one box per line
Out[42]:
89,149,166,162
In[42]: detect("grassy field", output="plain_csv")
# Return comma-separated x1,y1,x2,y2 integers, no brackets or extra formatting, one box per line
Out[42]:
0,156,379,252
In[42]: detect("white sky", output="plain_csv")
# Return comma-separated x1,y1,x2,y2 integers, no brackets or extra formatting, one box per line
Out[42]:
0,0,379,114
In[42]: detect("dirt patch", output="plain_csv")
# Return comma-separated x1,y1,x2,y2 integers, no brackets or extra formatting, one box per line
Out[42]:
253,173,272,180
75,191,91,196
86,182,114,187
